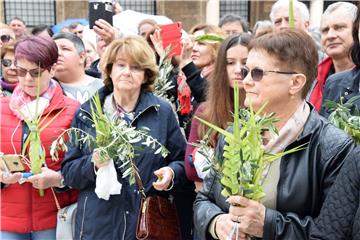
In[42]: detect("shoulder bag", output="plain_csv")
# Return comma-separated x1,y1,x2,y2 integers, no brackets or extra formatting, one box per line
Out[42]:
51,188,77,240
135,171,181,240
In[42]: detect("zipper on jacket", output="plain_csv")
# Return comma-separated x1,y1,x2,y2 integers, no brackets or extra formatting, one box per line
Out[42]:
79,196,88,240
122,213,127,240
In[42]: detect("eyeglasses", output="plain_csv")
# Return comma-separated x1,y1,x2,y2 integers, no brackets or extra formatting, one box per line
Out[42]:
240,66,298,81
15,66,46,78
112,62,144,74
1,59,14,67
0,35,11,43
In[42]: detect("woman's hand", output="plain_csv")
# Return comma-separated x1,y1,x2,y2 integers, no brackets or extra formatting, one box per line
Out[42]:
93,19,119,46
150,28,165,57
0,170,21,184
27,167,62,189
227,195,266,238
179,37,194,68
215,214,247,240
92,149,111,169
152,167,174,191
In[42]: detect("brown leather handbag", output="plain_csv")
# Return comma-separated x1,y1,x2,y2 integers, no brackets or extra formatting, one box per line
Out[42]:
135,171,182,240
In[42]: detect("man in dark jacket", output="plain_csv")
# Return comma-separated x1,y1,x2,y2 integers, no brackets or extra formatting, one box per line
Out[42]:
320,6,360,118
309,2,356,111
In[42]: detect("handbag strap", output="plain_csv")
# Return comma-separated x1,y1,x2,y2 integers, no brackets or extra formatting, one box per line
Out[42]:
51,187,61,210
134,167,146,200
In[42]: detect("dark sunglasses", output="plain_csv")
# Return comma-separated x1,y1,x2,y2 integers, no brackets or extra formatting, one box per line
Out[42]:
0,35,11,43
240,66,298,81
1,59,14,67
15,65,45,78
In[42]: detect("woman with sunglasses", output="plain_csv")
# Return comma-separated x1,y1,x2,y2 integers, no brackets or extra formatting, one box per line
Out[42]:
0,23,16,49
193,29,359,240
1,42,18,96
0,35,79,239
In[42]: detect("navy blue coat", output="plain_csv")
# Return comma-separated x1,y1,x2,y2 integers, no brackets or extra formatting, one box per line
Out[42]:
61,86,187,240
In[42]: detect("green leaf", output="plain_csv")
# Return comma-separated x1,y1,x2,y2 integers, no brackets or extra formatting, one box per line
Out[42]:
195,34,224,43
289,0,295,28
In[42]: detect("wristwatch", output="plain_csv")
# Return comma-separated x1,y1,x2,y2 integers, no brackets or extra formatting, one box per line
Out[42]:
58,176,65,188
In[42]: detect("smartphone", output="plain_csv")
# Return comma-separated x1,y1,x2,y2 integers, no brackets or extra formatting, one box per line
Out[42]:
160,22,182,56
89,0,113,29
0,155,25,173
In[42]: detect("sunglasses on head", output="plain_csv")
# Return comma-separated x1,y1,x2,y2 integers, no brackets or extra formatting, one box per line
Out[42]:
240,66,298,81
15,65,46,78
1,59,14,67
0,35,11,43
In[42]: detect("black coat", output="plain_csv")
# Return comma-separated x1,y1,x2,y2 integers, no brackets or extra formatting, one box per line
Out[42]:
193,104,357,240
320,67,360,118
310,147,360,240
181,62,208,103
61,86,187,240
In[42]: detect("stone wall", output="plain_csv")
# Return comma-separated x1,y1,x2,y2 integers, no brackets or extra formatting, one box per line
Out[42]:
156,0,207,32
56,0,88,23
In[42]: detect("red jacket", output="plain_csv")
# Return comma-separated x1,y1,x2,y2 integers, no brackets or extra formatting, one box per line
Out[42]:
309,57,334,111
0,85,80,233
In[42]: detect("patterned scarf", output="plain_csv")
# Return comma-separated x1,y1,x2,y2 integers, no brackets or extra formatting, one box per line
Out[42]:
9,79,58,120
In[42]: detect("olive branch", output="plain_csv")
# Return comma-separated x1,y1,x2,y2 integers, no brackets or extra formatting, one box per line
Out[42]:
50,93,169,185
325,95,360,144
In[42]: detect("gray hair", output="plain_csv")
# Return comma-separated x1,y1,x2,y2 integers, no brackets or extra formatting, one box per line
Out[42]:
270,0,310,23
322,2,357,22
253,20,273,33
219,13,249,32
53,32,85,54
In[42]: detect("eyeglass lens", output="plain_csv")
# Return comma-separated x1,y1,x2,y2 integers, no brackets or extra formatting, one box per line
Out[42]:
16,66,43,78
0,35,11,43
1,59,13,67
240,67,264,81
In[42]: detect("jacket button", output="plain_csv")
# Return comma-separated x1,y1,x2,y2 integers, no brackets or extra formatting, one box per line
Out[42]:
344,92,349,96
83,116,86,120
126,211,129,215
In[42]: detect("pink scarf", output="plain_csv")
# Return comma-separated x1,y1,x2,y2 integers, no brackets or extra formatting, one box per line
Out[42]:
9,79,58,120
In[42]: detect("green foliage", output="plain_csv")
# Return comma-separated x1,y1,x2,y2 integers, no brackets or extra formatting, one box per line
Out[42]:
195,34,224,43
51,93,169,185
154,46,175,104
325,96,360,143
195,84,305,201
190,129,220,173
289,0,295,29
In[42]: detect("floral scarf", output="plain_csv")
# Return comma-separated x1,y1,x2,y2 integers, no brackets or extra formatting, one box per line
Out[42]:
9,79,58,121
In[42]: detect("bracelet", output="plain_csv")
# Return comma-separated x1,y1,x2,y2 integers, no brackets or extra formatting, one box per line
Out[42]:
164,167,175,191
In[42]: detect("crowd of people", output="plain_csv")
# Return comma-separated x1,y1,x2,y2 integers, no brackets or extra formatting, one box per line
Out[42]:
1,0,360,239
